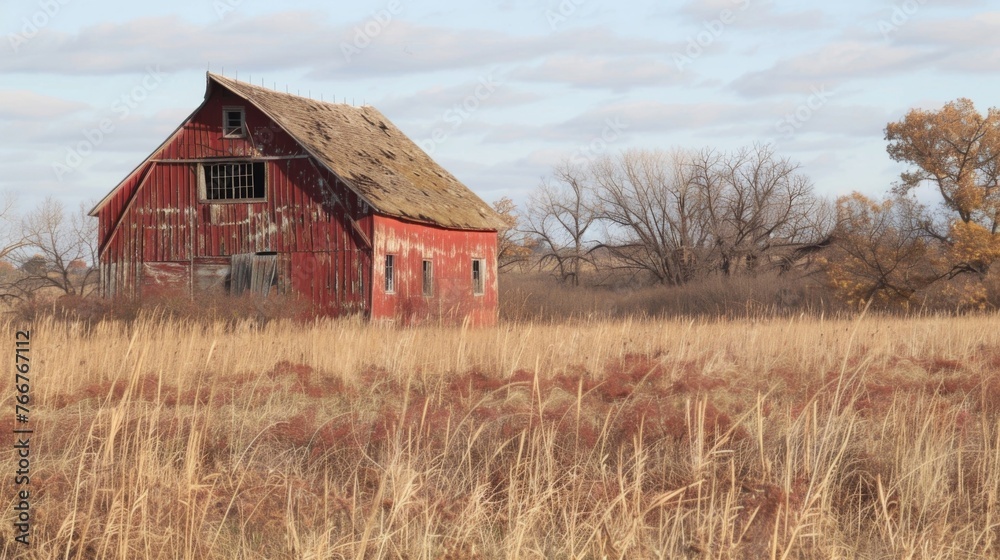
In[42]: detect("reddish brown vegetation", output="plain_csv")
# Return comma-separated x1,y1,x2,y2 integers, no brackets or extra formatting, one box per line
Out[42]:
11,314,1000,558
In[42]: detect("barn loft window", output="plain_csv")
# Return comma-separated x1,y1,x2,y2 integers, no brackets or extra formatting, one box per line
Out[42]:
422,260,433,297
223,106,245,137
472,259,484,295
202,161,266,201
385,255,395,293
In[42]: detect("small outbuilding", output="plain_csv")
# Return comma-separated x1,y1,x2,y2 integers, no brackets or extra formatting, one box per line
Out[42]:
90,73,502,324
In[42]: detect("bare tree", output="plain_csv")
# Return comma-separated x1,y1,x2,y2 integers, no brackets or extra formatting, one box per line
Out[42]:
0,192,25,252
523,161,601,286
0,192,28,301
690,144,831,276
526,146,829,288
591,149,709,284
14,198,97,297
492,197,536,272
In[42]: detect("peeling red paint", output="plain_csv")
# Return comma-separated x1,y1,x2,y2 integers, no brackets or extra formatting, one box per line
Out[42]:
140,262,190,297
370,215,498,326
94,79,498,324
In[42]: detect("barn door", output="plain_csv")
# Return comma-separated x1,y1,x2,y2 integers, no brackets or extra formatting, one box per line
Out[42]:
230,252,278,296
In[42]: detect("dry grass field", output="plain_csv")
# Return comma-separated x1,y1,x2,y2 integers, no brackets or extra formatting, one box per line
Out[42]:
3,312,1000,558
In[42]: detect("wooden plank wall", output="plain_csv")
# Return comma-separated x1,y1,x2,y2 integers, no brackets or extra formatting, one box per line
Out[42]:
97,85,372,314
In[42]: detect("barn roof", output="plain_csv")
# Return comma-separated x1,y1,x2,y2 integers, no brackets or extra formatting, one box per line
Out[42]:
91,73,502,231
209,73,501,231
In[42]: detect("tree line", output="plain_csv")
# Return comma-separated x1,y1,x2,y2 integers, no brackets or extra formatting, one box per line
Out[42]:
5,97,999,312
497,98,1000,310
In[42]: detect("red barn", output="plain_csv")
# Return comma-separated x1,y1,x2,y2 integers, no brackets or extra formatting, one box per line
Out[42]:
90,73,502,325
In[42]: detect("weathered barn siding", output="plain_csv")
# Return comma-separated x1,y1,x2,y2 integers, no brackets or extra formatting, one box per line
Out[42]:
96,85,372,313
371,215,498,326
94,73,499,324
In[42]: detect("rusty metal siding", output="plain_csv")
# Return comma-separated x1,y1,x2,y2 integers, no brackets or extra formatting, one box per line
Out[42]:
97,86,372,315
370,215,498,326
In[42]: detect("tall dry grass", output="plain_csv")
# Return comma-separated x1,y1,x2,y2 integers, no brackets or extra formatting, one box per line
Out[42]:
3,312,1000,558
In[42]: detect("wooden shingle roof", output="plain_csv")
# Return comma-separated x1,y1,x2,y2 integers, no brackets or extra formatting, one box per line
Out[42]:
209,73,501,231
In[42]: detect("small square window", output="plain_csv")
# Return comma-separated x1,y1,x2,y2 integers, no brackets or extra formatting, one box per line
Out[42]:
472,259,484,295
385,255,395,293
422,260,433,297
223,106,245,137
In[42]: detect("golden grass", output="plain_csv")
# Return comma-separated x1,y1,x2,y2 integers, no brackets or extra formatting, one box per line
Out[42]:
3,313,1000,558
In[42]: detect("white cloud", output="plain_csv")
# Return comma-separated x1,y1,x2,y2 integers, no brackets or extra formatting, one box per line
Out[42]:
2,14,679,80
730,41,931,97
669,0,828,32
0,90,89,119
376,81,543,118
484,100,762,143
512,55,693,91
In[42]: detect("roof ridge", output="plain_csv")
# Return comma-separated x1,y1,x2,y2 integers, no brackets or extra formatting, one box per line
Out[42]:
208,71,363,109
204,72,502,231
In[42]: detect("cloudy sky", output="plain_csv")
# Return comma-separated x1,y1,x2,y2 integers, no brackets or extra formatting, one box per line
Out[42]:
3,0,999,215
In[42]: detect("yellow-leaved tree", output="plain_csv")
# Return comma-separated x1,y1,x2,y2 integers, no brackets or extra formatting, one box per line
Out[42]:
828,192,939,308
885,98,1000,276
